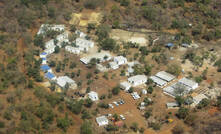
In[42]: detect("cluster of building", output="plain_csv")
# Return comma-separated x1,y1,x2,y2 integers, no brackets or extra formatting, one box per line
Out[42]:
80,51,112,64
109,56,127,70
120,75,148,92
163,77,198,98
150,71,176,88
38,24,77,90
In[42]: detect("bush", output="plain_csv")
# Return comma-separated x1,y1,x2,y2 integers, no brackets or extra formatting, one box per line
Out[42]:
172,124,184,134
130,122,138,132
177,107,189,119
80,121,93,134
100,38,116,51
56,115,71,132
197,98,210,109
166,64,182,76
149,122,161,130
112,86,120,95
120,0,130,6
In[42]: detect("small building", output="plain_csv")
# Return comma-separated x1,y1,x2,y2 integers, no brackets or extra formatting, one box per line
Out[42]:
96,64,108,72
142,89,147,95
40,52,47,58
120,81,132,91
165,43,174,48
40,65,52,72
76,38,94,48
127,67,134,74
150,76,167,87
80,52,112,65
88,91,99,101
109,61,119,70
45,39,55,49
166,102,179,109
128,75,147,87
56,32,69,48
114,56,127,65
192,94,208,106
41,58,47,64
155,71,175,82
37,24,65,35
178,77,198,90
96,116,108,126
56,76,77,89
181,43,190,48
45,72,56,80
131,92,140,100
45,46,55,55
65,46,81,54
75,30,87,38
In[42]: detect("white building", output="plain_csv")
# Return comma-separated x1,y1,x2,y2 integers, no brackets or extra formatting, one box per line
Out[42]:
40,52,47,58
142,89,147,95
45,46,55,55
88,91,99,101
56,32,69,48
76,38,94,48
96,116,108,126
80,52,112,65
114,56,127,65
75,30,87,38
65,46,81,54
45,39,55,49
178,77,199,90
37,24,65,35
150,75,167,87
128,75,147,87
155,71,175,82
120,81,132,91
166,102,179,109
56,76,77,89
109,61,119,70
41,58,47,64
192,94,208,107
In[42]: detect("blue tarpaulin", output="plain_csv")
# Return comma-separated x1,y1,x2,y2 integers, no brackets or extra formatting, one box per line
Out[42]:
40,65,50,72
41,52,47,55
45,72,55,80
166,43,174,47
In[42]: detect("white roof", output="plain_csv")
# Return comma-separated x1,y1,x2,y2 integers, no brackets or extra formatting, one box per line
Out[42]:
193,94,208,105
88,91,98,101
38,24,65,35
171,82,192,92
127,61,140,67
114,56,127,63
163,86,176,97
128,75,147,82
96,116,108,125
150,76,167,86
120,81,131,88
155,71,175,82
56,76,75,88
166,102,179,107
80,52,112,64
179,77,198,88
109,61,119,68
76,38,94,48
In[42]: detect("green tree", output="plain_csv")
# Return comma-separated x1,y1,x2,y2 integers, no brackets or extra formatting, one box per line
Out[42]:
80,121,93,134
177,107,189,119
112,86,120,95
56,114,71,132
167,64,182,76
84,98,93,108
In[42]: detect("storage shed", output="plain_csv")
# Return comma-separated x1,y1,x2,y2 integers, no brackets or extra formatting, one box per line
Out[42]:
120,81,132,91
128,75,147,87
96,116,108,126
178,77,198,90
88,91,99,101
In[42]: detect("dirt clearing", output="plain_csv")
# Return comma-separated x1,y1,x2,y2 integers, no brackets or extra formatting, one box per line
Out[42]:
110,29,148,46
69,11,103,26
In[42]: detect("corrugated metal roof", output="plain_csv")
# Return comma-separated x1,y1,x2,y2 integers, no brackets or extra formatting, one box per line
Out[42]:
179,77,198,88
150,75,167,86
155,71,175,82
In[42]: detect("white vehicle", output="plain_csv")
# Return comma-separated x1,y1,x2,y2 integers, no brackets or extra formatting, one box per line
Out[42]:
120,114,125,120
113,101,119,106
109,104,114,109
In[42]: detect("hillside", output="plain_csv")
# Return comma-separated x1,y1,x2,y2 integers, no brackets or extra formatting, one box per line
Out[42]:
0,0,221,134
